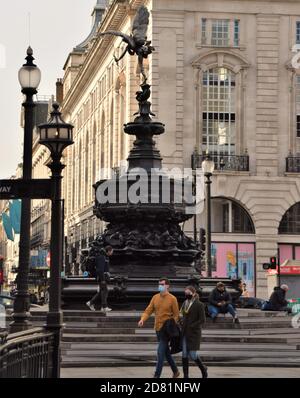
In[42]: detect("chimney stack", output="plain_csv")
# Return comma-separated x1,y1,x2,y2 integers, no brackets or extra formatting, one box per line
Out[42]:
56,78,64,104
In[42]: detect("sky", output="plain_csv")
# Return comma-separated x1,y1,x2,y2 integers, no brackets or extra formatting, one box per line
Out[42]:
0,0,96,179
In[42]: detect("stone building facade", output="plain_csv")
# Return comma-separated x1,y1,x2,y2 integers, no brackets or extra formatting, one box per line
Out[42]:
61,0,300,298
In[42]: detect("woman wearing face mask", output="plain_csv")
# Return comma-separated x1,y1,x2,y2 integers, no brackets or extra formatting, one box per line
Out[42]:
180,286,207,378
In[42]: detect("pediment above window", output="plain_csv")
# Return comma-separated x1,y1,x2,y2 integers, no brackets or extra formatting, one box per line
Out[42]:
191,49,250,72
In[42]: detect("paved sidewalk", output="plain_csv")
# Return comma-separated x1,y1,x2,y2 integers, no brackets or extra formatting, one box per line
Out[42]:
61,366,300,378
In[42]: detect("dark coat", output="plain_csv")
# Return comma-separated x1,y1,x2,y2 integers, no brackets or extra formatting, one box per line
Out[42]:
160,318,182,354
95,252,109,282
181,298,206,351
209,288,232,306
269,287,288,310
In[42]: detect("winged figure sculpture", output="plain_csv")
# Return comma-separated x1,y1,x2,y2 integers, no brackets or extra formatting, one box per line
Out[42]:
99,6,154,84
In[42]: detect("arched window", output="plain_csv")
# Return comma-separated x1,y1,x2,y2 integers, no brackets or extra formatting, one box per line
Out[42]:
202,67,236,155
92,122,97,184
100,111,105,171
279,203,300,234
72,147,76,211
78,139,82,209
120,92,126,161
85,131,89,202
210,197,254,233
110,100,114,167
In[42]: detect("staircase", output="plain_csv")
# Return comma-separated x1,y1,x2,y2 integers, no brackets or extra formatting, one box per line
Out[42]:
19,308,300,368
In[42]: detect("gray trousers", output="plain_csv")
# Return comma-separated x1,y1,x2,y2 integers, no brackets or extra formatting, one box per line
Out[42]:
90,281,108,308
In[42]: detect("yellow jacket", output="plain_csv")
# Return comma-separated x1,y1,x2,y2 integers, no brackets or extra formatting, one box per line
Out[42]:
141,292,180,331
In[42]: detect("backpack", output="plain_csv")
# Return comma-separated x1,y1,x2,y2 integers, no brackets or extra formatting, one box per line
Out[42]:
86,255,96,278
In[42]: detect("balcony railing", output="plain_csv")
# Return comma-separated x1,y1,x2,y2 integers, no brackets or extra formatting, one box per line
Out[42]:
286,155,300,173
191,152,249,172
0,328,54,378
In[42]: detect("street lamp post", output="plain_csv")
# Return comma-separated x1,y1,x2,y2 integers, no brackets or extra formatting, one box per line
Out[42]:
191,148,199,242
10,47,41,332
202,153,215,278
39,103,74,378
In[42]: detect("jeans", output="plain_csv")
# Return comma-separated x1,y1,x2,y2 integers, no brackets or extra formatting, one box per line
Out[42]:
208,304,236,319
182,336,200,361
89,281,108,308
155,331,178,378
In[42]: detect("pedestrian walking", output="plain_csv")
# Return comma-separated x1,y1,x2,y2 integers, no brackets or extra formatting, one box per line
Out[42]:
86,246,113,313
180,286,207,378
138,277,180,378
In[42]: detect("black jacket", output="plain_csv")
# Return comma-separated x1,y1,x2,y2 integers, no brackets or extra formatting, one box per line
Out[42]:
209,287,232,306
95,251,109,282
181,298,206,351
269,287,288,310
160,318,182,354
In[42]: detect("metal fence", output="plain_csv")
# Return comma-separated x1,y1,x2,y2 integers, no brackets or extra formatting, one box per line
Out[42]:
0,328,54,378
191,153,250,172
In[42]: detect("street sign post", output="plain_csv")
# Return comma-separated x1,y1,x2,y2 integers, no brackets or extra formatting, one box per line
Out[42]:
0,179,54,200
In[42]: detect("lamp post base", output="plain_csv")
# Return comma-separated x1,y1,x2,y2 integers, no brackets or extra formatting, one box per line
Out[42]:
45,311,63,378
10,293,32,333
10,313,32,333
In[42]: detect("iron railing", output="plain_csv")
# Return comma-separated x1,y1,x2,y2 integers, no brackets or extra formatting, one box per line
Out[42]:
286,155,300,173
191,152,249,172
0,328,54,378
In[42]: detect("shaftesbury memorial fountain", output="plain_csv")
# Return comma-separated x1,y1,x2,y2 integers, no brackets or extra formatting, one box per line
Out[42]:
63,6,205,308
93,5,200,304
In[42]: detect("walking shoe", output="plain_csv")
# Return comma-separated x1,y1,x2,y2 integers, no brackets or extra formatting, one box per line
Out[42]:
182,358,189,379
103,307,112,312
233,315,240,324
86,301,96,311
195,358,208,378
172,370,180,378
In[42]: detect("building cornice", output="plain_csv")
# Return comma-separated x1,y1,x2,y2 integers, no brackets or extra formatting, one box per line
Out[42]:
62,0,129,115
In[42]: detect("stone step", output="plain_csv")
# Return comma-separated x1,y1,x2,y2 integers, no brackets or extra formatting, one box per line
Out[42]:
61,350,300,360
61,342,299,352
60,356,300,368
61,333,300,344
9,308,290,320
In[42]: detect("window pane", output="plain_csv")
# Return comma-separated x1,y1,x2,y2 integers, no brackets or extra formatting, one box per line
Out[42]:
212,19,229,47
297,21,300,44
202,67,236,154
234,20,240,46
202,18,207,45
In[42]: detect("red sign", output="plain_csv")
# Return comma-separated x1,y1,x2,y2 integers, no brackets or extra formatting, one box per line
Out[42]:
280,266,300,275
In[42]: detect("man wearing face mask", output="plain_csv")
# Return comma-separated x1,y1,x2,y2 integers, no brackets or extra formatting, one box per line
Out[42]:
138,278,180,378
180,286,207,378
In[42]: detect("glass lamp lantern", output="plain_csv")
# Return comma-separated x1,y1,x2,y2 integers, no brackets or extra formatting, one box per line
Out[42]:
39,102,74,157
202,153,215,175
18,47,41,90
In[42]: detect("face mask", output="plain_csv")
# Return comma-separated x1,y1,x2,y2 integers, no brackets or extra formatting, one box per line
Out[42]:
185,293,193,301
158,285,166,293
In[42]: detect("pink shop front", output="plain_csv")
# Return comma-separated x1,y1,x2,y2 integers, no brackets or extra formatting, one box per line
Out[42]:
203,242,256,297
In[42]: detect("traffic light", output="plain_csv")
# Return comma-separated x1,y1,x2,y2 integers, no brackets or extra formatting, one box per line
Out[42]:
262,256,277,270
199,228,206,252
270,257,277,269
0,256,4,285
